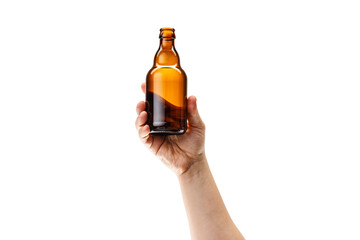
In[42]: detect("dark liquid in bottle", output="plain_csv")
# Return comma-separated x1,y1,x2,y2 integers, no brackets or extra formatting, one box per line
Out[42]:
146,91,187,135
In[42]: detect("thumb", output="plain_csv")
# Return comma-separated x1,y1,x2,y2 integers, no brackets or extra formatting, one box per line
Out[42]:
187,96,205,130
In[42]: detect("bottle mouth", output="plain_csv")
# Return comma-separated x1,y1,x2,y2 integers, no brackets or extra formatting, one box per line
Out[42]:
159,28,175,39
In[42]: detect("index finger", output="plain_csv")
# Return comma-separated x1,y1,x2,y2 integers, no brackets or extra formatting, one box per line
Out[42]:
141,82,145,94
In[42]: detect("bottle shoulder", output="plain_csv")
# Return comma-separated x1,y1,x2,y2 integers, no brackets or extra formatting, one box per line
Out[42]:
147,66,187,78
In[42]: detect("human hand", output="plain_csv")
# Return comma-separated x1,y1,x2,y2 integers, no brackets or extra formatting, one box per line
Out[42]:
135,83,206,176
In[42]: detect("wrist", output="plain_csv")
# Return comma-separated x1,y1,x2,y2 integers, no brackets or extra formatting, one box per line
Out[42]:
178,154,209,181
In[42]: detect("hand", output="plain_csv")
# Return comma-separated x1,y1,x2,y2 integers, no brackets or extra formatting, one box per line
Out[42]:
135,83,206,176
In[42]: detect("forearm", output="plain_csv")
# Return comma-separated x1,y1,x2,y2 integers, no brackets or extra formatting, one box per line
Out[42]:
178,155,244,240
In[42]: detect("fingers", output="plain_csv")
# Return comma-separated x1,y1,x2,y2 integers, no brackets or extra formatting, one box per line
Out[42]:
136,101,146,115
141,82,145,94
136,84,151,145
135,111,147,130
135,110,151,144
187,96,205,130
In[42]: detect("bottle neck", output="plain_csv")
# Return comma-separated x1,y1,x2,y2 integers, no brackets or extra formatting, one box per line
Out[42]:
153,38,180,67
160,38,175,49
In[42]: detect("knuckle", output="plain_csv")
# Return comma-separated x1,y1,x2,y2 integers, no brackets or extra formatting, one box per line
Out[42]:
138,127,143,138
135,117,140,128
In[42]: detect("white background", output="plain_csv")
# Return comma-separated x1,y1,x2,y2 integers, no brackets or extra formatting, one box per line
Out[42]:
0,0,359,239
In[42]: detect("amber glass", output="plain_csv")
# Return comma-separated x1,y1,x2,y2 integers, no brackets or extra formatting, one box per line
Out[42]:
145,28,187,135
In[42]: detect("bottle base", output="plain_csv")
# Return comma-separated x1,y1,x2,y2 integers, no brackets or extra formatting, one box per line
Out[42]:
150,129,186,135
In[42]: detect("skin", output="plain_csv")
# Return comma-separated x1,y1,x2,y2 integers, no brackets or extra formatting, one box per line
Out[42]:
135,83,245,240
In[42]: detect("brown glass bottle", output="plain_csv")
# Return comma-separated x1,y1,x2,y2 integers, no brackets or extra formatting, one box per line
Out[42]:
145,28,187,135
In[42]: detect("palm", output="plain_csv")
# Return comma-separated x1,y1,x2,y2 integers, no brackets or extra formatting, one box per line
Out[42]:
147,124,205,174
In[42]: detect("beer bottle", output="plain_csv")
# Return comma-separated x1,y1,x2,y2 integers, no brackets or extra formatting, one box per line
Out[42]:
145,28,187,135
